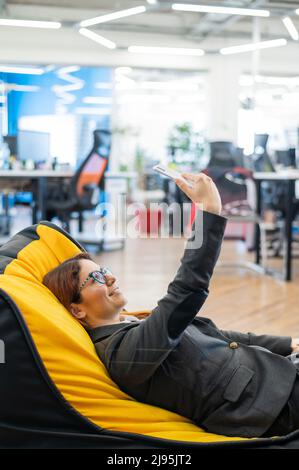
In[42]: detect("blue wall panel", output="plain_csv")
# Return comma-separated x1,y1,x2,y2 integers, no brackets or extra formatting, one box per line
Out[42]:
1,66,113,136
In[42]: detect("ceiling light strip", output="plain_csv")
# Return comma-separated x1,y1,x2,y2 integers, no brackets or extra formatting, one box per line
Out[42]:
79,28,116,49
282,17,299,41
0,18,61,28
220,38,287,55
172,3,270,17
80,6,146,28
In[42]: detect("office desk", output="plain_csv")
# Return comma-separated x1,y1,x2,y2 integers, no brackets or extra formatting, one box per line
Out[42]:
0,169,73,225
0,169,137,226
253,170,299,281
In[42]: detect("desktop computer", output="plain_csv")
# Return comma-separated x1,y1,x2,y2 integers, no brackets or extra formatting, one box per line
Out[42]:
275,148,297,168
17,130,50,164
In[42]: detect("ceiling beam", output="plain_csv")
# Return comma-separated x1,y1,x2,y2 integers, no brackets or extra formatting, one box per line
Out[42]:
263,1,299,8
94,21,288,42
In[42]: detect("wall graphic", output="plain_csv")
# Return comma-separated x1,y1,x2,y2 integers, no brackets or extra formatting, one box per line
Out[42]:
0,65,113,164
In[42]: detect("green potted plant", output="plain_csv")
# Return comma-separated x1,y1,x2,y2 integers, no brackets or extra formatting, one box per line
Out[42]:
167,121,208,170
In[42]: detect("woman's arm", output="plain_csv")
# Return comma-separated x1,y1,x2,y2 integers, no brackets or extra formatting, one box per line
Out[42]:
105,175,227,385
105,210,227,386
219,329,292,356
155,210,227,339
147,173,225,340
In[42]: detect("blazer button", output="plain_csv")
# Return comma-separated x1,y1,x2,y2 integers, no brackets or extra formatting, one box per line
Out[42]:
229,341,238,349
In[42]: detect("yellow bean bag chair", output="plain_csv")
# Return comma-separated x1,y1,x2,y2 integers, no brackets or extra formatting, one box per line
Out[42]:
0,221,296,448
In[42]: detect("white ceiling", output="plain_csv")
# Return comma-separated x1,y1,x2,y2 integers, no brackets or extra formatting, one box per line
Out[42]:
2,0,299,47
0,0,298,71
7,0,139,6
6,0,299,8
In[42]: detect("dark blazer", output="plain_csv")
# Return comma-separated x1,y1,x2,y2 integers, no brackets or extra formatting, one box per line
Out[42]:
90,210,296,438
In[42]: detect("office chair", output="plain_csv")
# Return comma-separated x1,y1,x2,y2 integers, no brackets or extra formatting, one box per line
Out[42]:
162,142,245,236
45,129,110,233
204,145,269,273
206,142,247,208
209,141,238,168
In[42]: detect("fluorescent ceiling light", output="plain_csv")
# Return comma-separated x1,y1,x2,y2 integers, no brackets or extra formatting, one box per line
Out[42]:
0,65,45,74
296,9,299,15
0,18,61,28
147,0,157,4
220,38,287,55
172,3,270,17
80,6,146,28
79,28,116,49
282,17,299,41
82,96,113,104
128,46,205,56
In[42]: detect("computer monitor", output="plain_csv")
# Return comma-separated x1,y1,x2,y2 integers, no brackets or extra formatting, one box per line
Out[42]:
17,130,50,162
275,148,297,168
3,135,18,157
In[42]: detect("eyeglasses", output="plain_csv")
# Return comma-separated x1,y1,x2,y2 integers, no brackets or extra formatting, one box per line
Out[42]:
79,268,113,292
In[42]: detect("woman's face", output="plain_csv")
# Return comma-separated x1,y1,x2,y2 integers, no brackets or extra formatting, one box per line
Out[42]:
70,259,127,328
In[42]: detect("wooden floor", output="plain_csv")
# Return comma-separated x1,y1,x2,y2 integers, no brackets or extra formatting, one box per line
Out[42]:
94,237,299,338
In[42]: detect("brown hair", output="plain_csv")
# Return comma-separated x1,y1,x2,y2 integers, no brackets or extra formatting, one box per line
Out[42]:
43,252,93,311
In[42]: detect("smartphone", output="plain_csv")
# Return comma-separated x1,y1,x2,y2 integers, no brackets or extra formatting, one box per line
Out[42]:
153,164,193,188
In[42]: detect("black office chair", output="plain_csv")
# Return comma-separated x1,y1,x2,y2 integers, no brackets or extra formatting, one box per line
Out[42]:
45,129,110,233
203,143,270,271
209,141,238,168
205,142,247,207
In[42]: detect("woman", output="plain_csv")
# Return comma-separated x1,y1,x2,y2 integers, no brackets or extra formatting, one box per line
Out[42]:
43,172,299,438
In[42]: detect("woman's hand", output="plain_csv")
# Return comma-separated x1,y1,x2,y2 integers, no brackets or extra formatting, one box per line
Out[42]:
175,173,222,216
291,338,299,353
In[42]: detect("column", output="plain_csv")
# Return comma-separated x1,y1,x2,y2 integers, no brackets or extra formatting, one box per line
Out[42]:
206,56,242,144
